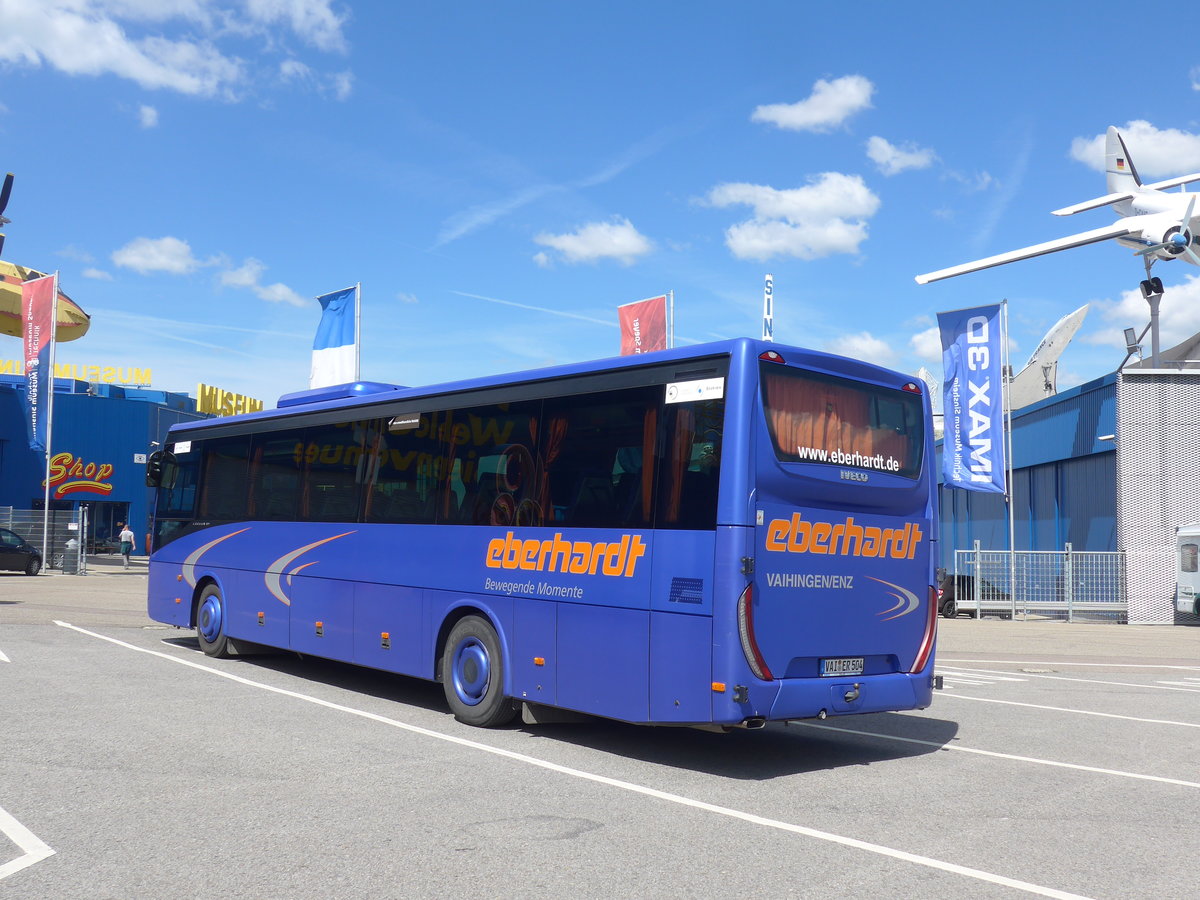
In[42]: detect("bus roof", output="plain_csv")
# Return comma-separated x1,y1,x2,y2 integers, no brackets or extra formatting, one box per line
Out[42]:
168,336,918,437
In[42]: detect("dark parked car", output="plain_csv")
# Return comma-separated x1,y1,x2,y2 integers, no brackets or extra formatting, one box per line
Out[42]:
937,572,1012,618
0,527,42,576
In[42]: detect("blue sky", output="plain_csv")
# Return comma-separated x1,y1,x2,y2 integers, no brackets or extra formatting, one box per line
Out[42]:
5,1,1200,405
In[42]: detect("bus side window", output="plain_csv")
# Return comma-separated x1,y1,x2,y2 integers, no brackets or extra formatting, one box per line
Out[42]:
199,436,251,521
657,400,723,530
302,421,366,523
542,387,653,529
1182,543,1198,573
250,430,304,521
365,415,439,525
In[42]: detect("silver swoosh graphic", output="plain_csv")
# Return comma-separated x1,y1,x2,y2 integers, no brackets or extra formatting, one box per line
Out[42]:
264,531,355,606
182,528,251,588
867,576,921,620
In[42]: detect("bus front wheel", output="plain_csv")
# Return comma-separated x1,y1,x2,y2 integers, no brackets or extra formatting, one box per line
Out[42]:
441,616,516,728
196,583,234,659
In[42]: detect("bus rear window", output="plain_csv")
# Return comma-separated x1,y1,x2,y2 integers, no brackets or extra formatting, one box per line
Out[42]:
760,364,924,479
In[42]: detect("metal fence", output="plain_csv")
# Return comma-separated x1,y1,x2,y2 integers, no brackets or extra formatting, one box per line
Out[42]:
951,543,1127,623
0,507,88,574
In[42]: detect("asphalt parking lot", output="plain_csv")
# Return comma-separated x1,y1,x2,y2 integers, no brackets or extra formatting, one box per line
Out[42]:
2,563,1197,899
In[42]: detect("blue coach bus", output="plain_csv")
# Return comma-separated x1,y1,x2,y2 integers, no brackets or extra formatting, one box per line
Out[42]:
146,338,937,729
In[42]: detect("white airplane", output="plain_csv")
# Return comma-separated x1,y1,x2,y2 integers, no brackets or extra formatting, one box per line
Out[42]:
916,126,1200,293
1008,303,1088,409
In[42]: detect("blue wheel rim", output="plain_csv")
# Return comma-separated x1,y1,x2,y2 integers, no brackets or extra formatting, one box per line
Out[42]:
198,593,222,643
451,637,490,707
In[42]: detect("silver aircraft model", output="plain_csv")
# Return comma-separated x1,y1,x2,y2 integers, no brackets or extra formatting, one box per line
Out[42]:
916,126,1200,295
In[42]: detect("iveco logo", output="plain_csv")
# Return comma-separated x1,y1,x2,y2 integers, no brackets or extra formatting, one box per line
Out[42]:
840,470,868,482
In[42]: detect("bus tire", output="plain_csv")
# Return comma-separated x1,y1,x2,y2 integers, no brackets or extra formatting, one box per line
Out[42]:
196,583,234,659
441,616,516,727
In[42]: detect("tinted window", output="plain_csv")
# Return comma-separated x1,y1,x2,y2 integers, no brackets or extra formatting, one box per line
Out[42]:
656,396,723,530
761,363,924,479
249,430,304,521
155,446,200,519
301,421,367,522
541,387,659,529
199,436,251,520
440,400,542,526
364,416,442,525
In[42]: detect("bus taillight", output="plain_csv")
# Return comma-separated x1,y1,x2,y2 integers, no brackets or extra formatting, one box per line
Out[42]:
909,585,938,673
736,583,773,681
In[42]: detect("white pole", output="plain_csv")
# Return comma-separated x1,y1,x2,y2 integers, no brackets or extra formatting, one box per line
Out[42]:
762,274,774,341
1002,299,1017,608
354,282,362,382
41,272,60,568
668,290,674,349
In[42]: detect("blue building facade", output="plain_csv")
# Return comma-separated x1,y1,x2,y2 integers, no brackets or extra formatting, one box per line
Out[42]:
938,372,1117,562
0,375,206,549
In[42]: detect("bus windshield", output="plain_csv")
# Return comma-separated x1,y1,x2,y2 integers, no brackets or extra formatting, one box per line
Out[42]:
760,363,924,479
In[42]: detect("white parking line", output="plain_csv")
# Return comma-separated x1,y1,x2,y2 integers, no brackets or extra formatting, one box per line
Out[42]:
939,659,1200,671
1155,681,1200,689
941,666,1200,693
0,806,55,881
0,649,9,663
800,723,1200,789
936,694,1200,729
56,620,1094,900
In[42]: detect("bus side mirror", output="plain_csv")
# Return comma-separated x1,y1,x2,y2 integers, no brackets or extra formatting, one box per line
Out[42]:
146,450,178,489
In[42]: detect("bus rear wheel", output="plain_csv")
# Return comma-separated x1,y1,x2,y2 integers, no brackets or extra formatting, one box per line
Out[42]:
196,583,234,659
441,616,516,727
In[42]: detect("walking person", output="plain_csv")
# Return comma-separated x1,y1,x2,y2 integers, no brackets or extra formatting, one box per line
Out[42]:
118,523,136,569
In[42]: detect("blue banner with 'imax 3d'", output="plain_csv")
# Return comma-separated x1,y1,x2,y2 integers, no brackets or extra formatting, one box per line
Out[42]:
937,303,1006,494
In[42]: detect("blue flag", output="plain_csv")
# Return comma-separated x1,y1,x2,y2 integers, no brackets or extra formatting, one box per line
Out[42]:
310,285,358,388
937,303,1006,494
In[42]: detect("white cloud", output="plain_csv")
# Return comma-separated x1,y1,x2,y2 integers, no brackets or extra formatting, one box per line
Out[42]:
82,267,113,280
220,256,306,306
910,325,942,362
57,244,94,262
0,0,350,99
328,69,352,100
138,104,158,127
824,331,897,366
533,217,653,266
112,236,200,274
397,292,418,304
866,136,936,176
751,75,873,133
1087,272,1200,351
706,173,880,261
280,58,311,81
219,257,266,288
245,0,349,53
1070,121,1200,178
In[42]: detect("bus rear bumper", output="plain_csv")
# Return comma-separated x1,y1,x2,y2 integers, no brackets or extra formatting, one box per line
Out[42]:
766,671,934,721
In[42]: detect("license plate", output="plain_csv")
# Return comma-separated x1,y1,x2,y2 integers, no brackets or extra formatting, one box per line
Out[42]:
821,656,865,677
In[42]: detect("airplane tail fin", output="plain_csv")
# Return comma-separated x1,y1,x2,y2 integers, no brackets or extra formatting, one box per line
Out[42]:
1106,126,1142,193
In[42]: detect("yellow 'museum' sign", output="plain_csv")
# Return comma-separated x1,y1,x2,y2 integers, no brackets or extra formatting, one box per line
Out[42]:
197,383,264,417
0,359,152,384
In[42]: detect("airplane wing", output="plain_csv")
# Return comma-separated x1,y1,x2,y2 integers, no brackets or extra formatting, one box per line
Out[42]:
914,221,1139,285
1143,173,1200,192
1052,192,1134,216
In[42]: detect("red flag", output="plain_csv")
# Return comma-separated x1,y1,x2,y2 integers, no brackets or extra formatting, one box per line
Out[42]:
618,295,667,355
22,273,56,451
